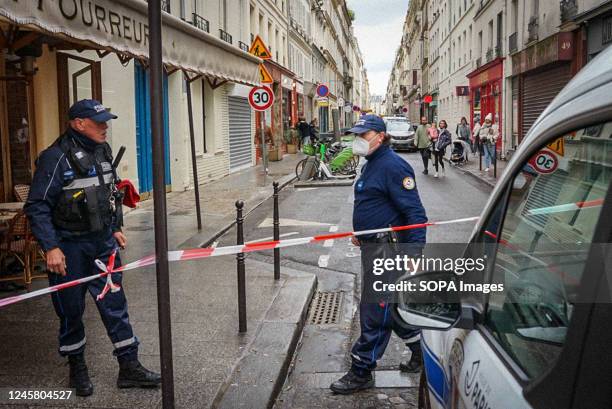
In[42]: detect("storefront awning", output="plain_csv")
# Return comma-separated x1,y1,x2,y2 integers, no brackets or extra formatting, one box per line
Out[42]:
0,0,261,86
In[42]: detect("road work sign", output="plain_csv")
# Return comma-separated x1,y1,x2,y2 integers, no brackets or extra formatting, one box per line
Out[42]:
259,63,273,84
249,35,271,59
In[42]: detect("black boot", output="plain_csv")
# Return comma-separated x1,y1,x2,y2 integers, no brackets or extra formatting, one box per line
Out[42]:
329,369,374,394
399,345,423,373
117,360,162,388
68,354,93,397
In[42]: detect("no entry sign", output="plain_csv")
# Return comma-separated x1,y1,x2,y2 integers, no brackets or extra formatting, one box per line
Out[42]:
249,86,274,111
529,150,559,174
316,84,329,98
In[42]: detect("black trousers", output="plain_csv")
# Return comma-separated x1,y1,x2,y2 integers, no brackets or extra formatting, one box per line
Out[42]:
418,148,430,171
433,149,445,172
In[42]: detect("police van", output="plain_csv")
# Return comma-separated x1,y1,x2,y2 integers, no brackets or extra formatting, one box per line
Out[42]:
394,46,612,408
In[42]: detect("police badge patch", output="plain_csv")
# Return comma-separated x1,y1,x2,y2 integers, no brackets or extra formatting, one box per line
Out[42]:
402,176,415,190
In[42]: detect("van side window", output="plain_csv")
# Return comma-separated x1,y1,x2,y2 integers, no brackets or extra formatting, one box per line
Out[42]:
483,123,612,379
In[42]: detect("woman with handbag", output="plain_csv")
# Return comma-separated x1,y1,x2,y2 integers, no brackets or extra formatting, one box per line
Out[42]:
475,113,499,171
433,120,452,177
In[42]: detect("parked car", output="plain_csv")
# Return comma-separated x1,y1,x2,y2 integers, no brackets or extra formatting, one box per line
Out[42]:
394,45,612,409
384,117,416,151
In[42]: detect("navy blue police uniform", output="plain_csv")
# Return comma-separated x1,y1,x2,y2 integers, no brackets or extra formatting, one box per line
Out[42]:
351,143,426,374
24,103,137,363
331,115,427,394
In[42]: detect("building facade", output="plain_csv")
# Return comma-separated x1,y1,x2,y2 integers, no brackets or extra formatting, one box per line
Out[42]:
388,0,612,159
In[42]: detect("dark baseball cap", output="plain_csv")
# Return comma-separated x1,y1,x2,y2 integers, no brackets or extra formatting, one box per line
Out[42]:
68,99,117,122
346,114,386,135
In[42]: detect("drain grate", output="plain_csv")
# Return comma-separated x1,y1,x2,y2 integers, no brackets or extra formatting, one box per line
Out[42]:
308,291,343,325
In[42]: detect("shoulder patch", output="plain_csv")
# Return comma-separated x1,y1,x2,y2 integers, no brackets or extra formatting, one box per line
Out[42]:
402,176,415,190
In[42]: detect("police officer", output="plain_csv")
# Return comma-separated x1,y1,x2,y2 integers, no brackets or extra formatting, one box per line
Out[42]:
330,115,427,394
25,100,161,396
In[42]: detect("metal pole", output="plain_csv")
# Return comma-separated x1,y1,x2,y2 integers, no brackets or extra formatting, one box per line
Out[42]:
147,1,175,407
479,140,482,171
185,74,202,230
273,181,280,280
493,146,497,178
236,200,247,333
261,113,269,174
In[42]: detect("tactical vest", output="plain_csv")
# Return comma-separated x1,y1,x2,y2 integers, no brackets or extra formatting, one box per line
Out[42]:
52,134,123,233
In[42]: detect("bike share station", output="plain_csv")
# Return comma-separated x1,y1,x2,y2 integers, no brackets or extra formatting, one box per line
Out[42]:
294,84,359,187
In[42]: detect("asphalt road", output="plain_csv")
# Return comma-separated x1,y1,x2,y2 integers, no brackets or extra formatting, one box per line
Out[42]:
215,151,492,409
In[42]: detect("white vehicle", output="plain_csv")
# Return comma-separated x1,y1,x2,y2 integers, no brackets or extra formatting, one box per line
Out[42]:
384,116,417,151
394,46,612,408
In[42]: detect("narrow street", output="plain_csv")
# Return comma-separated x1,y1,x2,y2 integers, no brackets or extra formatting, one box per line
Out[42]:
213,152,491,408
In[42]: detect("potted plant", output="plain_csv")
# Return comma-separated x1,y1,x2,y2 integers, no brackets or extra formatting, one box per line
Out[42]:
268,129,282,161
284,127,299,154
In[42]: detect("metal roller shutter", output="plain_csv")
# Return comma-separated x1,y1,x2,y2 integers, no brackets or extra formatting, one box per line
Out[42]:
228,96,253,172
522,63,572,139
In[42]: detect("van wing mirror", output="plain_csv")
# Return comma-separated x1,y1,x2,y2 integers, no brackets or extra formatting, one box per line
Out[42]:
395,271,476,330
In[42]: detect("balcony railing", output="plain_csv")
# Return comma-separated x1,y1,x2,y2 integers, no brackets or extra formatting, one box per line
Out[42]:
527,16,539,43
161,0,170,12
220,29,233,44
560,0,578,23
192,13,209,33
509,32,518,53
238,41,249,52
476,57,482,68
250,33,254,44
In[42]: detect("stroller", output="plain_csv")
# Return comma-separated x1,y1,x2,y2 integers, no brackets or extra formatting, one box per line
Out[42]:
450,140,470,166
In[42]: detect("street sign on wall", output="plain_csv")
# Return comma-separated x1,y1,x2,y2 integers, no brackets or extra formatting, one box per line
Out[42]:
249,86,274,111
316,84,329,98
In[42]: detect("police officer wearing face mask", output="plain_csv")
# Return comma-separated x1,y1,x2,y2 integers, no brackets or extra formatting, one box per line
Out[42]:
330,115,427,394
25,99,161,396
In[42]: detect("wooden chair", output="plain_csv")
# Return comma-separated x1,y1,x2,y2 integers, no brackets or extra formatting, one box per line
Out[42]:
13,184,30,202
0,211,30,288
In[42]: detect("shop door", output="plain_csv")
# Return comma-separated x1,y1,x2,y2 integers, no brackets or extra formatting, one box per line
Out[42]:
228,96,252,172
0,61,36,201
57,53,102,130
521,63,572,142
134,61,171,197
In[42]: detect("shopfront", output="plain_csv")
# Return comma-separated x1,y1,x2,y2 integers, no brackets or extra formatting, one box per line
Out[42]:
511,32,574,143
467,57,504,150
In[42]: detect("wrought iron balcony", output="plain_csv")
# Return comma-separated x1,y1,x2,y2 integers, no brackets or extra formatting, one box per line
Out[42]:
239,41,249,52
476,57,482,68
192,13,209,33
560,0,578,23
220,29,233,44
485,47,494,62
527,16,539,43
509,32,518,53
161,0,170,12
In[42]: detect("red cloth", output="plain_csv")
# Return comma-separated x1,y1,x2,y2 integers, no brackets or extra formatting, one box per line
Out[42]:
116,180,140,208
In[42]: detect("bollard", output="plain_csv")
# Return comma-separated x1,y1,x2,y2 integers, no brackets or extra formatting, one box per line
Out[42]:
479,142,482,171
493,148,498,178
235,200,247,333
273,182,280,280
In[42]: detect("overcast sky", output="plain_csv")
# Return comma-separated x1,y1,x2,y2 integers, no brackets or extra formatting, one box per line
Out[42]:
348,0,408,97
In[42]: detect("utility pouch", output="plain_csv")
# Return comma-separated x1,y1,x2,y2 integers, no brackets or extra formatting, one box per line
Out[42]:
84,186,103,232
68,147,95,175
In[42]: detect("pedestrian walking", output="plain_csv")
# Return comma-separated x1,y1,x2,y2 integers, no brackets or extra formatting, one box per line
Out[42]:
433,120,452,178
475,113,499,171
296,116,310,148
309,117,319,143
472,120,483,155
415,116,431,175
24,99,161,397
330,114,426,395
456,117,472,153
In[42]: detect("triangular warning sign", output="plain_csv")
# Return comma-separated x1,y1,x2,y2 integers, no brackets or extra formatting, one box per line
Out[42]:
249,35,271,59
546,137,564,156
259,63,273,84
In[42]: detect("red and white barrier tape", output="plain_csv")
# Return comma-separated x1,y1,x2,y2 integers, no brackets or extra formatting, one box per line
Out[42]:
0,216,479,309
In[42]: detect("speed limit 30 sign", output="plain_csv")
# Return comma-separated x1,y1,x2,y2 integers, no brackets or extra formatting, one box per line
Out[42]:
249,86,274,111
529,150,559,174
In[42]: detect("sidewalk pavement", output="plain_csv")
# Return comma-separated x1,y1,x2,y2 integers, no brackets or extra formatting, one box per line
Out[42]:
0,152,317,409
445,149,509,188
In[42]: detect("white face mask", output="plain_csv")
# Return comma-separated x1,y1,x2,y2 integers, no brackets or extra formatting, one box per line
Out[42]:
353,136,372,156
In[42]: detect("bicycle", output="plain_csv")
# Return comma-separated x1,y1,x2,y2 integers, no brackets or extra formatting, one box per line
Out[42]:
295,139,358,180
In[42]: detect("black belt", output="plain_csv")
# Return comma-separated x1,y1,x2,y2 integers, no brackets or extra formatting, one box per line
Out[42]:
359,232,392,244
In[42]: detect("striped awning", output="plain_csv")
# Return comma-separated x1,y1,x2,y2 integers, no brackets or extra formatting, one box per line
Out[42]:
0,0,261,86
